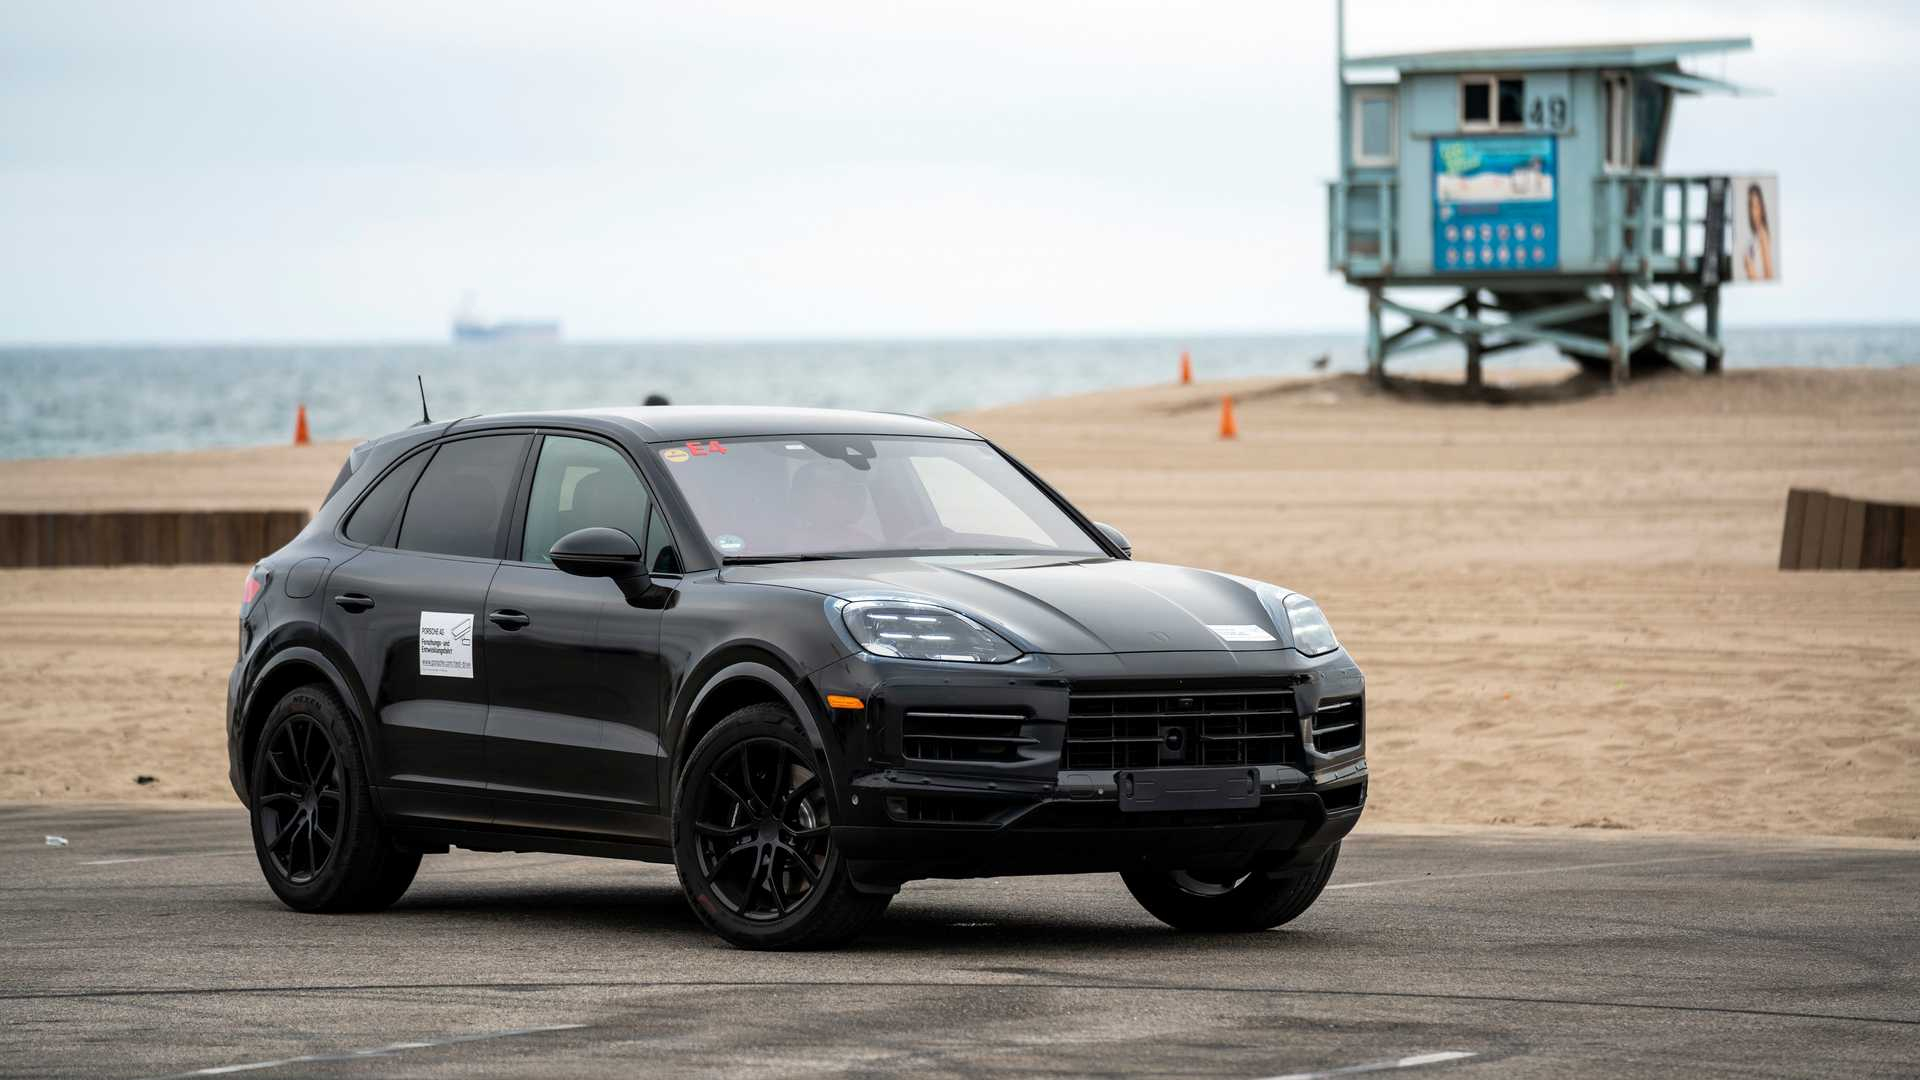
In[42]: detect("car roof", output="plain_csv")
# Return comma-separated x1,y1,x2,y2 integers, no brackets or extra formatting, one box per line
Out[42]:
446,405,978,443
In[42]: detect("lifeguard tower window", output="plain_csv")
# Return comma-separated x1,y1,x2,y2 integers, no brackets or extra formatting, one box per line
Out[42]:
1461,75,1524,131
1604,75,1631,168
1353,88,1397,166
1604,74,1673,169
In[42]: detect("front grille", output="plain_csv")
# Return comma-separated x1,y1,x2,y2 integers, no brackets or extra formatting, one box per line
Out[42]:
884,794,1011,826
901,710,1035,765
1310,698,1363,753
1065,682,1300,770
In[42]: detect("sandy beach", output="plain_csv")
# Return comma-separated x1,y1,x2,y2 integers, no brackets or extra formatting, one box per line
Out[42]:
2,367,1916,839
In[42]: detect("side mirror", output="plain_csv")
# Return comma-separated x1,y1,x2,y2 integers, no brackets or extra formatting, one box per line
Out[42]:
549,527,646,580
1093,521,1132,559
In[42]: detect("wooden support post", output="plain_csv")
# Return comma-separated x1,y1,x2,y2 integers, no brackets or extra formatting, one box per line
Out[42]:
1463,290,1484,395
1796,491,1830,570
1366,285,1385,387
1607,278,1630,387
1703,285,1723,375
1779,488,1812,570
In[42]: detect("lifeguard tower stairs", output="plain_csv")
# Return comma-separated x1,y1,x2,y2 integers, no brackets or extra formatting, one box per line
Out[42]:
1327,19,1768,388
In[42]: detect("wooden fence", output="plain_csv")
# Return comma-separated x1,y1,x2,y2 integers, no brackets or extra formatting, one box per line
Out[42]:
0,511,310,568
1778,490,1919,571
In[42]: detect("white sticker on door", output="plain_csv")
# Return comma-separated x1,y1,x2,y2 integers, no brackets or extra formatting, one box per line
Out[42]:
1207,624,1276,643
419,611,475,678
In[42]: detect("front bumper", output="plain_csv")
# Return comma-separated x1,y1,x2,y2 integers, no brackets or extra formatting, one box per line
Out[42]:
807,646,1369,887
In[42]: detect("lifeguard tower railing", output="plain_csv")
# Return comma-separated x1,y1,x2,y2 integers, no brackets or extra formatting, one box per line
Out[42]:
1330,173,1733,281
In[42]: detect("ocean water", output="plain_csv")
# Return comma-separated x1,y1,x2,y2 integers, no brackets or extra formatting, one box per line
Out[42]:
1,326,1914,460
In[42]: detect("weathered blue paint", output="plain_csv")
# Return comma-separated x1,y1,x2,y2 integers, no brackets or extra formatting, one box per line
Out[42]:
1325,9,1764,386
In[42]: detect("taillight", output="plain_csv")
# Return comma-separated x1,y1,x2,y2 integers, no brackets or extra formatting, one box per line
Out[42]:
241,566,269,607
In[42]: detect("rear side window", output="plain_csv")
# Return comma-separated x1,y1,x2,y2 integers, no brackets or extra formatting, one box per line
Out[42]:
343,448,432,546
520,436,652,565
396,434,531,558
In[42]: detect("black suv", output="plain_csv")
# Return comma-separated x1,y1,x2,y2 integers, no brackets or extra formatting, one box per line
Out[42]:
229,406,1366,948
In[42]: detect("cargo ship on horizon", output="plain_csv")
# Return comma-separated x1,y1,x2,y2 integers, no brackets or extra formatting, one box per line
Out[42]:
452,293,561,344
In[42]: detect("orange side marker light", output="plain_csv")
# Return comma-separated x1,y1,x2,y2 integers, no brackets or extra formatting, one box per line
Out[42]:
826,694,865,710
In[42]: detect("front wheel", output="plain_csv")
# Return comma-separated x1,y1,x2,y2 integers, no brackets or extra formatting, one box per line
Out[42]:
672,703,889,949
1122,843,1340,932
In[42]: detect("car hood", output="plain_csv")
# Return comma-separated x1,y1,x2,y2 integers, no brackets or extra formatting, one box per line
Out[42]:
722,555,1297,654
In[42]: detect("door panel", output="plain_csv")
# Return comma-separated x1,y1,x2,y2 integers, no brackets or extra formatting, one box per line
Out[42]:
322,548,499,824
321,431,531,828
484,433,671,839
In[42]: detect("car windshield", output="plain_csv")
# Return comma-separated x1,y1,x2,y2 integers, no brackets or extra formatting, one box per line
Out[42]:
654,435,1104,560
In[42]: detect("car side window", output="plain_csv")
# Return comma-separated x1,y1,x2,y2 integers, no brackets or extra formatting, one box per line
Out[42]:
343,447,433,546
521,436,652,566
645,506,682,574
395,434,531,559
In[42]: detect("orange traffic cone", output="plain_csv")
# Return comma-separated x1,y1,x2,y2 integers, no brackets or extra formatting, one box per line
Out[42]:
1218,395,1237,439
1179,351,1193,385
293,404,311,446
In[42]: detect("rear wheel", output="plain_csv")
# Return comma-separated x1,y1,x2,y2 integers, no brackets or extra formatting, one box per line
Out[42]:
672,703,889,949
248,685,419,913
1122,843,1340,932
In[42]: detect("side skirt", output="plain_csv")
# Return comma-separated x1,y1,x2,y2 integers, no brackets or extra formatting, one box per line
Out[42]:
389,824,674,864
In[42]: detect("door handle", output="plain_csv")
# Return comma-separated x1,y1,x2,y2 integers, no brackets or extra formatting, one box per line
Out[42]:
488,609,531,630
332,593,375,613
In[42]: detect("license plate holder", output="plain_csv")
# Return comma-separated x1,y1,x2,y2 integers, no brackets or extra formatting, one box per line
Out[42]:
1117,767,1260,812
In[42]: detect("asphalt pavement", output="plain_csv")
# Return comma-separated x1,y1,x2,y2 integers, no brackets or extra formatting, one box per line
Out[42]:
2,804,1915,1079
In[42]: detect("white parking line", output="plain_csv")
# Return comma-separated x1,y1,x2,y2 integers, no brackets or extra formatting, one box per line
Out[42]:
80,851,254,866
1259,1050,1477,1080
142,1024,587,1078
1327,851,1747,891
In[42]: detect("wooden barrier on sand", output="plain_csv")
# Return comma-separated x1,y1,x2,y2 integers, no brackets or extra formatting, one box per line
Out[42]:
0,511,310,567
1778,490,1919,571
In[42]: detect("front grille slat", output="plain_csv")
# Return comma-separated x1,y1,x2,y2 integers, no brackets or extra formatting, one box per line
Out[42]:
1064,681,1301,770
902,709,1033,765
1070,687,1293,701
1308,697,1364,753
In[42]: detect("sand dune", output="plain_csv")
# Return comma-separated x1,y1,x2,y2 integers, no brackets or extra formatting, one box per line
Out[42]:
1,367,1916,838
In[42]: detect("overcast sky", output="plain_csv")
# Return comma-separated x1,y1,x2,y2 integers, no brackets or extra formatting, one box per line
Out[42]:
1,0,1913,343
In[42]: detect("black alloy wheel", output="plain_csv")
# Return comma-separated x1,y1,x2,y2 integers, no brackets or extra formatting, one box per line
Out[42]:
673,703,891,949
255,712,344,885
691,736,830,920
248,685,420,913
1122,842,1342,932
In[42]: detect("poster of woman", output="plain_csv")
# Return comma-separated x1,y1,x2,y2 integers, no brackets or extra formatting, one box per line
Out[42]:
1733,176,1780,282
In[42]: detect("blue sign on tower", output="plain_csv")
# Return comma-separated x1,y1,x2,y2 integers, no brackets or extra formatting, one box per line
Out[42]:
1432,136,1558,272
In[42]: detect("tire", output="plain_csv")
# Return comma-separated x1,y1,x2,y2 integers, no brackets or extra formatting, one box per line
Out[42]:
248,684,420,913
1122,843,1341,932
672,703,890,949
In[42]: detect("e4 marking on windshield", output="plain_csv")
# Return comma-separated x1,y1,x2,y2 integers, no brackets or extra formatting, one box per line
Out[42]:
661,440,728,463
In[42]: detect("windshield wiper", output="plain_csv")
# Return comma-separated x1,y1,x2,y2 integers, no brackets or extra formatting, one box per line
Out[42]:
721,553,858,564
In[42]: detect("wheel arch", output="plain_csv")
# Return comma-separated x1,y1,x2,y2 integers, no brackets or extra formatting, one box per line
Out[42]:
673,654,836,806
237,646,372,806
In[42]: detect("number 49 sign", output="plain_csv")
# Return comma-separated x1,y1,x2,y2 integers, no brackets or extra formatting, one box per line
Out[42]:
1525,90,1570,133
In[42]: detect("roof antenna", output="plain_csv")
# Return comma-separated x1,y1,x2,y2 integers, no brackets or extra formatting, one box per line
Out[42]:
416,374,431,424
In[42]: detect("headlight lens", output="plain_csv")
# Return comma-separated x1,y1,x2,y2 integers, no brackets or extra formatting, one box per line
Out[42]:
841,600,1022,663
1281,593,1340,656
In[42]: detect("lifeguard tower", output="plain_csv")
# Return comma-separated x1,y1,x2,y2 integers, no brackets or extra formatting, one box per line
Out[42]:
1327,9,1775,389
